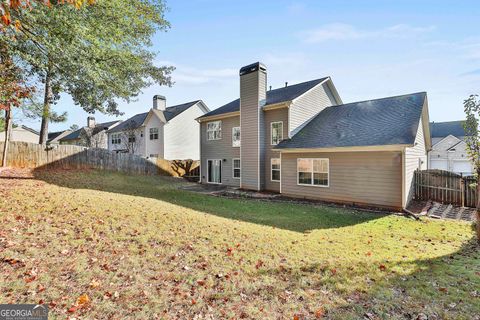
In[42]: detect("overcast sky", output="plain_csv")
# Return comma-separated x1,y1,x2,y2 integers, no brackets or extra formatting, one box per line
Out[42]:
16,0,480,131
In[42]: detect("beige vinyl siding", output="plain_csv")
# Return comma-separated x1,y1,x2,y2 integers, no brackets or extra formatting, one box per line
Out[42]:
404,117,427,206
258,71,267,190
240,70,266,190
289,81,337,137
0,127,39,144
200,116,240,187
264,108,288,192
281,151,403,209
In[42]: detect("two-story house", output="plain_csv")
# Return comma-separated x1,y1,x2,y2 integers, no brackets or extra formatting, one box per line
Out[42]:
197,62,431,210
107,96,209,160
428,120,473,175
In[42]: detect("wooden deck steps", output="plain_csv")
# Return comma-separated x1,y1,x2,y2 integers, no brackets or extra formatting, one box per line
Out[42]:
427,203,476,222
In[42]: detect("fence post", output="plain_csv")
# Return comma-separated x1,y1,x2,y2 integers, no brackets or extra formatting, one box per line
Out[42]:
461,177,465,207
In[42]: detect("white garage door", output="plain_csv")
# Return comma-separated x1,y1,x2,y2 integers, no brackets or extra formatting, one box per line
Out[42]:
452,160,473,175
430,159,448,170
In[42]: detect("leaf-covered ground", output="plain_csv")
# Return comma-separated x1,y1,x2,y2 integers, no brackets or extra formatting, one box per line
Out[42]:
0,170,478,319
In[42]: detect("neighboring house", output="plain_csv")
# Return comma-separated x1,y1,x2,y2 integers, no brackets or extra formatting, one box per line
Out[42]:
59,117,121,148
428,120,473,175
107,96,209,160
47,130,72,145
197,62,431,210
0,125,39,144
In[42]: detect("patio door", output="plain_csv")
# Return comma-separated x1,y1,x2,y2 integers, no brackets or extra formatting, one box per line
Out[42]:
207,159,222,184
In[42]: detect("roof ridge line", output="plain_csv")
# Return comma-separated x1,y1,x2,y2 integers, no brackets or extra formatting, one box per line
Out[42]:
329,91,427,108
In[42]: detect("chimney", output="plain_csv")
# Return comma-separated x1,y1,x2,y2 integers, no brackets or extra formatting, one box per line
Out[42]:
285,82,288,87
87,116,95,128
239,62,267,191
153,95,166,111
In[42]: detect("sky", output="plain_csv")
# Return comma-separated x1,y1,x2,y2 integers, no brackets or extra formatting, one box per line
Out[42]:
15,0,480,131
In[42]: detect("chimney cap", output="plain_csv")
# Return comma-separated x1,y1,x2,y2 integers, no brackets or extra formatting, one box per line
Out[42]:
239,62,266,76
153,95,166,100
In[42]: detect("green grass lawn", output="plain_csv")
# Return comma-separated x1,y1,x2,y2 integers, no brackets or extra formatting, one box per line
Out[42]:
0,170,478,319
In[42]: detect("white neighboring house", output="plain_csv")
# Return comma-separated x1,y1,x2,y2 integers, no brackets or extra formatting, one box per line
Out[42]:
107,96,209,160
59,117,122,148
0,125,39,144
428,121,474,176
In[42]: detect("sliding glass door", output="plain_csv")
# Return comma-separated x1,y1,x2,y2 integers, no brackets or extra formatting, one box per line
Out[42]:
207,159,222,184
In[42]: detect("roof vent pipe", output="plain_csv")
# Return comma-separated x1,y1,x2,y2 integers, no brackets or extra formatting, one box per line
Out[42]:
269,86,272,91
285,82,288,87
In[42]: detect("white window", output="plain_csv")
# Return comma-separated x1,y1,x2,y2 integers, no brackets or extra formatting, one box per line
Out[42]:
128,134,136,143
271,121,283,145
297,158,329,187
150,128,159,140
271,158,281,182
232,158,241,179
111,134,121,145
232,127,241,147
207,121,222,140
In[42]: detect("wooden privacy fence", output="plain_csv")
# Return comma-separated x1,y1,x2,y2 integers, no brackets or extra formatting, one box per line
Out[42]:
0,141,198,177
414,169,477,207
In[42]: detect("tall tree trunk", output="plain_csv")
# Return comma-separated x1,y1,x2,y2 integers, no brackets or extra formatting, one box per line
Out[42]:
39,66,52,145
1,109,12,167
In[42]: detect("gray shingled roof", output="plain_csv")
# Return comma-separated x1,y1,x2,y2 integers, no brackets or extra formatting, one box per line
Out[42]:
108,100,202,134
164,100,202,121
198,77,329,118
430,120,465,138
276,92,427,150
61,120,120,141
107,112,148,134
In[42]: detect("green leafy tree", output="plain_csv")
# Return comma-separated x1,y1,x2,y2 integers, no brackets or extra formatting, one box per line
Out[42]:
21,98,67,123
0,43,33,166
463,94,480,242
3,0,173,144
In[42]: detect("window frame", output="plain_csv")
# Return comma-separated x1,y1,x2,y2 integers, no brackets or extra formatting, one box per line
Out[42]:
232,158,241,179
297,158,329,188
207,120,222,141
232,127,241,147
149,127,159,140
271,121,283,145
111,133,121,145
271,158,281,182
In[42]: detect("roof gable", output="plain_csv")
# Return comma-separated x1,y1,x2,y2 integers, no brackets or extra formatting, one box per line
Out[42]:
432,134,462,151
107,100,204,134
199,77,329,119
276,92,427,150
18,125,39,136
